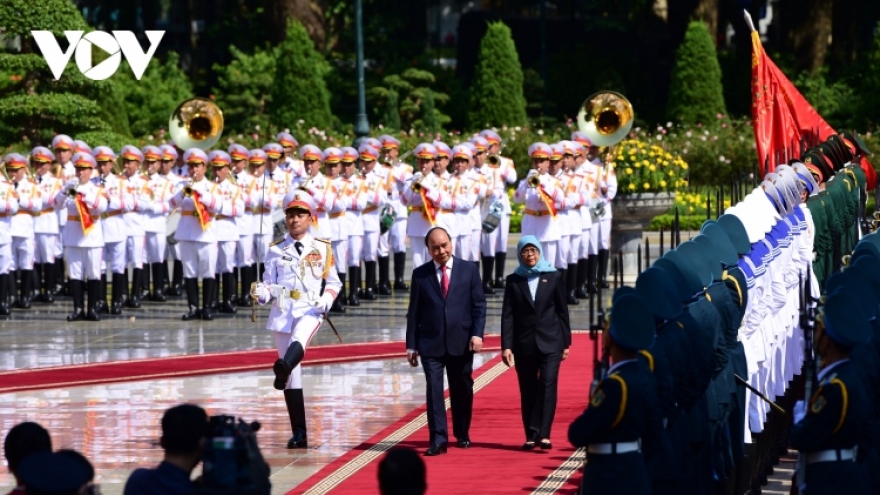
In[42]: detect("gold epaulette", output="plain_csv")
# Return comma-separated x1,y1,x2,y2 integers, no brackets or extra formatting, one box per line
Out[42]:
269,239,284,247
314,238,331,244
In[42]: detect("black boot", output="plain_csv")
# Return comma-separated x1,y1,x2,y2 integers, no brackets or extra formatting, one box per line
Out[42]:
16,269,32,309
127,268,142,308
274,341,305,390
330,272,346,314
575,259,589,299
110,273,124,315
94,273,108,314
140,266,151,300
393,252,408,290
41,262,55,303
283,389,309,448
362,262,377,300
7,270,16,308
0,273,10,315
481,256,495,294
181,278,200,321
54,258,66,296
169,260,183,296
586,256,598,294
494,252,507,288
238,265,253,307
347,267,360,306
566,264,579,305
219,272,237,314
377,256,392,295
66,279,85,321
201,278,215,321
150,262,167,302
597,249,610,289
231,267,240,306
86,279,101,321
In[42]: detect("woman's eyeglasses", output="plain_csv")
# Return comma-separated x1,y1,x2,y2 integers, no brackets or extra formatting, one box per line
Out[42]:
521,248,539,256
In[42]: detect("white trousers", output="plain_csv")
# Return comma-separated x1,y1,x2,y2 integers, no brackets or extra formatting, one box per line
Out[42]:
598,217,612,250
237,234,254,267
586,225,599,256
332,240,348,275
454,234,471,260
569,234,581,264
253,233,272,266
167,241,180,261
542,241,558,269
272,313,323,390
34,233,56,264
556,235,571,269
126,235,145,268
348,236,363,267
410,237,428,269
66,247,102,280
379,220,408,256
105,240,125,274
146,232,166,264
362,231,379,262
180,240,218,279
217,241,236,274
469,231,481,261
481,215,511,255
54,234,63,257
11,237,34,270
0,243,12,274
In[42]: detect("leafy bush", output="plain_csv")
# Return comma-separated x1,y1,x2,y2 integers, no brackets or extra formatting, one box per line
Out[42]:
270,21,334,130
667,21,727,125
116,52,192,137
75,131,135,151
468,21,528,128
214,45,277,135
370,68,450,130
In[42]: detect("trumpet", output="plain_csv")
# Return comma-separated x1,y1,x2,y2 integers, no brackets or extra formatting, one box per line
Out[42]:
487,140,507,166
411,173,426,193
183,185,194,197
527,175,541,188
66,178,80,198
298,176,316,192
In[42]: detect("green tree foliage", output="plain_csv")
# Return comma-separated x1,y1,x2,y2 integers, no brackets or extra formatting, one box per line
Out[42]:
667,21,727,124
850,25,880,129
75,131,134,151
417,89,439,134
270,21,334,130
115,52,192,137
370,68,450,130
468,21,528,128
0,0,132,145
214,45,277,134
383,89,401,132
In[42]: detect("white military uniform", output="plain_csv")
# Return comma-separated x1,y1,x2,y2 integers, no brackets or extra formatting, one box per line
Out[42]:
144,172,172,264
255,233,342,389
577,159,597,259
448,171,478,261
252,174,282,266
123,173,151,270
58,180,108,280
378,162,413,256
327,176,348,274
360,168,386,263
10,178,42,270
340,173,367,268
235,170,257,269
212,177,244,275
402,172,453,268
163,171,186,264
513,173,564,265
0,183,19,275
303,173,336,241
34,173,61,264
594,161,617,251
169,177,222,278
553,169,584,269
480,157,517,255
466,167,487,261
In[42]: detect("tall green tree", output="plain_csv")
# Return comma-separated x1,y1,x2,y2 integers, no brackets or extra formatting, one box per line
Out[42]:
418,89,439,134
666,21,727,124
468,21,527,128
116,52,193,137
270,21,334,130
213,45,277,134
370,68,450,130
0,0,131,145
383,89,401,132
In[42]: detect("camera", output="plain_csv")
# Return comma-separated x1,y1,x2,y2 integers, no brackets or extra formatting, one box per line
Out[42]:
200,415,271,495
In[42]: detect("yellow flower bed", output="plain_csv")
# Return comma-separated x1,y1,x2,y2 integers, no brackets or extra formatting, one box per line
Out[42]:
613,139,688,193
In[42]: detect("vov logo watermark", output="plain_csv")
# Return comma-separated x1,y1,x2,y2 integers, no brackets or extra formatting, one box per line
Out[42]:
31,31,165,81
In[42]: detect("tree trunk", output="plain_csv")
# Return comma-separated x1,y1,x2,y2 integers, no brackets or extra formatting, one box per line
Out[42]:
268,0,326,51
667,0,720,47
776,0,834,74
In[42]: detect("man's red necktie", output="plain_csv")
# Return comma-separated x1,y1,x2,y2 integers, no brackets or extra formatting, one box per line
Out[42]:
440,264,449,299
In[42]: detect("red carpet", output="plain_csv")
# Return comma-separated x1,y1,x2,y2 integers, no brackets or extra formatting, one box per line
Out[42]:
288,332,593,495
0,336,503,393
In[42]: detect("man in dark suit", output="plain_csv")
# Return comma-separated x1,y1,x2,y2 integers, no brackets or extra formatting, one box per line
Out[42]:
406,227,487,456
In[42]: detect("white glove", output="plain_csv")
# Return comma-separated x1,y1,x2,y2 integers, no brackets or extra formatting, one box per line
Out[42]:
793,400,806,424
250,282,270,305
318,292,335,313
527,169,538,178
198,192,214,207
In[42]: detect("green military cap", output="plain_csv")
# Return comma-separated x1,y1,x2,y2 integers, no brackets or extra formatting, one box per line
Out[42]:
715,214,750,255
802,151,834,182
821,289,872,347
826,135,853,163
675,240,713,287
636,267,680,321
841,130,872,156
652,257,692,303
609,294,656,351
662,249,704,296
692,235,723,281
701,220,740,265
818,143,844,170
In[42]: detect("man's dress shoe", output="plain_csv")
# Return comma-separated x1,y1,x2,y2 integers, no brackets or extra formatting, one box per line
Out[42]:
424,443,447,456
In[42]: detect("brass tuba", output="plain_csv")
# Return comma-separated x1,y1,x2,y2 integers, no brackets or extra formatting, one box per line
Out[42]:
576,91,634,147
168,97,224,150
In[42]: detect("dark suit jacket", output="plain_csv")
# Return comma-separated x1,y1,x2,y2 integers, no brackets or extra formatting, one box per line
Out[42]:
500,271,571,355
406,257,487,357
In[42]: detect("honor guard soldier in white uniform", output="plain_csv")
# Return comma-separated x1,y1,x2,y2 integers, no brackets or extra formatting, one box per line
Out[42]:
141,145,172,301
468,137,490,264
593,147,617,290
297,145,332,240
321,147,348,313
169,149,222,321
569,140,593,297
264,143,294,197
120,145,151,308
31,147,62,303
230,144,256,306
431,143,459,237
207,150,244,314
358,144,387,300
339,146,367,306
52,134,76,180
170,142,189,178
514,143,564,265
560,141,586,304
249,148,281,284
402,143,454,270
573,132,602,293
92,146,131,315
59,153,108,321
548,143,574,281
449,145,480,262
6,155,41,308
377,135,412,292
480,129,517,290
0,156,19,315
158,145,185,296
251,191,342,449
277,132,306,180
73,140,91,156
